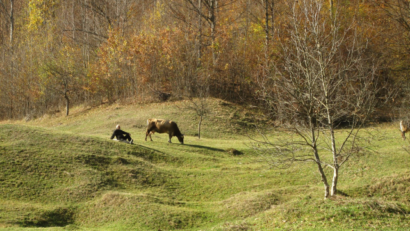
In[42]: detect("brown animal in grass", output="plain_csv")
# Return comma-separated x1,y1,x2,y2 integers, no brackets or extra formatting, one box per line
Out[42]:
400,120,410,140
145,119,184,144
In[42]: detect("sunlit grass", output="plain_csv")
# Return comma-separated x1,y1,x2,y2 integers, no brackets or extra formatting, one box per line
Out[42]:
0,98,409,230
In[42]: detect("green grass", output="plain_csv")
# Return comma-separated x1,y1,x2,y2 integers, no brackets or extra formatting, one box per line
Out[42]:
0,99,409,230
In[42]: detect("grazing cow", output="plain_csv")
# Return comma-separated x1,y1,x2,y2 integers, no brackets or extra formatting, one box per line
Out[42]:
145,119,184,144
400,120,410,140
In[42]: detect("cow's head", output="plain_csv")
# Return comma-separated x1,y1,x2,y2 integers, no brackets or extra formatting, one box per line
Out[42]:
177,134,184,144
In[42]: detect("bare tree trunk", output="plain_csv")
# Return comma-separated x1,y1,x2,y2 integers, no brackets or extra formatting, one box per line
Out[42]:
329,122,339,196
209,0,217,66
263,0,274,83
264,0,269,61
270,0,274,38
72,0,75,40
198,115,202,139
65,92,70,116
261,0,274,61
310,119,330,198
197,0,202,67
9,0,14,119
316,159,330,198
9,97,12,118
325,93,339,195
331,166,338,196
9,0,13,47
329,0,333,19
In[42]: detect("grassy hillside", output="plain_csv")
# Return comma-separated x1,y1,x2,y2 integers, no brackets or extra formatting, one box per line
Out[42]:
0,99,409,230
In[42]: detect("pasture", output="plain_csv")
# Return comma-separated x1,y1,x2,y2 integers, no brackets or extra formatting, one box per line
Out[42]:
0,99,409,230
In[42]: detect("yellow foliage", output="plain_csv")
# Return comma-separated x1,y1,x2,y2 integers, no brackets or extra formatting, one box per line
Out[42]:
28,0,58,30
251,22,264,35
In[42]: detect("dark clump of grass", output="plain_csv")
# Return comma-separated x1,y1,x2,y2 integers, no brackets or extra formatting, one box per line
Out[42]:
74,154,112,170
16,207,76,228
111,156,129,165
226,148,242,156
222,222,251,231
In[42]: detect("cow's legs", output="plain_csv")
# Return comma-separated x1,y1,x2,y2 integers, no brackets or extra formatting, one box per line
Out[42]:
168,133,172,143
145,129,153,141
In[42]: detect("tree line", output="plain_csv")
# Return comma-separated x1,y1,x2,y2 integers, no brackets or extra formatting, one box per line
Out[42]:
0,0,407,120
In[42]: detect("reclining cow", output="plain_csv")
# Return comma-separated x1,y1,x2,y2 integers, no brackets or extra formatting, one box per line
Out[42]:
145,119,184,144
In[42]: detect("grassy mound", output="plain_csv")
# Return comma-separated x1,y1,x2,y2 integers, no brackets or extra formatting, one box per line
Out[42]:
0,124,179,229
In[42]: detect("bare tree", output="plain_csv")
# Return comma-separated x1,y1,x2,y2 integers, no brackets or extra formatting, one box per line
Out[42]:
186,98,211,139
169,0,221,66
41,58,83,116
179,79,211,139
255,0,387,198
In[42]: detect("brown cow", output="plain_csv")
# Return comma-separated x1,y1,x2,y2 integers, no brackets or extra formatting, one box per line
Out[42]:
145,119,184,144
400,120,410,140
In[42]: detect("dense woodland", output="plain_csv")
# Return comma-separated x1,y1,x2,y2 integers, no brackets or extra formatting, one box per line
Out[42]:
0,0,408,120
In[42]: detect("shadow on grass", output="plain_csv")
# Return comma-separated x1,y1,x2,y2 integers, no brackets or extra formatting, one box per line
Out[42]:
183,144,225,152
18,207,75,228
128,144,180,163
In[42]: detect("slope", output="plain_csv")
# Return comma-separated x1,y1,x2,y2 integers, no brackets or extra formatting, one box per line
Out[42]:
0,99,409,230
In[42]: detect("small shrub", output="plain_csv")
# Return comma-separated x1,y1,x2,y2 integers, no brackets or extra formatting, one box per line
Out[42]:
226,148,242,156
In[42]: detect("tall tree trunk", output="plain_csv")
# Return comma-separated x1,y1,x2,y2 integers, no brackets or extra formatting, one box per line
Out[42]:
329,0,334,19
197,0,202,67
9,98,13,118
264,0,269,61
9,0,13,47
326,96,338,196
72,0,75,40
65,92,70,116
9,0,14,119
270,0,274,38
263,0,274,62
209,0,217,66
198,115,202,139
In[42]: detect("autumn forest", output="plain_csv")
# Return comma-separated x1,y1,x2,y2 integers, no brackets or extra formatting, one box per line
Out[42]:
0,0,408,120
